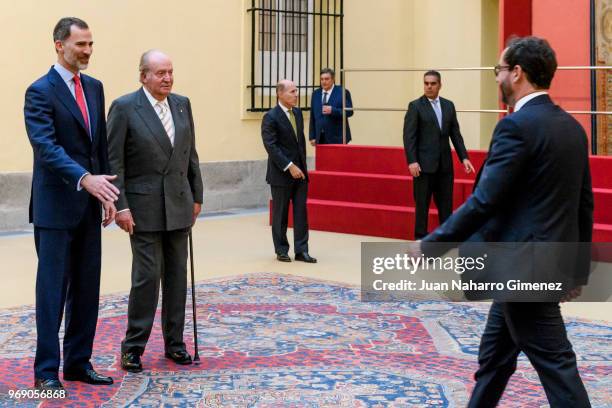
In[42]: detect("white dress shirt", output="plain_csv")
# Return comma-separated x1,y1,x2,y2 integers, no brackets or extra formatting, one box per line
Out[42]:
427,96,441,105
53,63,91,127
514,91,548,112
322,85,334,103
142,86,175,145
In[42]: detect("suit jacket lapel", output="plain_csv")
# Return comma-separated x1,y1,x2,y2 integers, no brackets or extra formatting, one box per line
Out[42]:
81,75,98,142
167,95,186,154
440,98,449,133
47,68,89,138
134,88,173,158
329,86,339,105
312,89,321,112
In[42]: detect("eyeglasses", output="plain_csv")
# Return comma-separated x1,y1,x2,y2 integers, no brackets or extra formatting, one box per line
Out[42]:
493,65,511,76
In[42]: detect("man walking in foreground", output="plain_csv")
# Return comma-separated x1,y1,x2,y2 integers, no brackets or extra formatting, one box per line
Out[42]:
422,37,593,407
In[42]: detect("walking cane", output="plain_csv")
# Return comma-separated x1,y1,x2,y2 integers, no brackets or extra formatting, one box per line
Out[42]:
189,230,200,363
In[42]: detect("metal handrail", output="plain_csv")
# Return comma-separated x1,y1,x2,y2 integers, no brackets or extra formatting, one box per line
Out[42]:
340,66,612,144
346,108,508,113
345,107,612,115
342,66,612,72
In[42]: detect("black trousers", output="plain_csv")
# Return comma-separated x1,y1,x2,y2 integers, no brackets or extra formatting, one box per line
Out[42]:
468,302,590,408
121,228,189,355
318,131,327,144
271,180,309,255
34,197,101,380
413,170,453,239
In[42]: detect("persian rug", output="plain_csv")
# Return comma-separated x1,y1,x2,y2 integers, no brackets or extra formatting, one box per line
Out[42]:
0,273,610,407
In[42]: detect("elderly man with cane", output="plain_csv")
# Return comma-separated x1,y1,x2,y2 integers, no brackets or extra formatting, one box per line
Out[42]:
107,49,204,372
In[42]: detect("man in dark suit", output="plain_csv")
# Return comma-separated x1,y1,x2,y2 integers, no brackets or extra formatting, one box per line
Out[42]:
262,79,316,263
24,17,117,390
403,70,475,239
107,50,204,372
422,37,593,407
309,68,354,145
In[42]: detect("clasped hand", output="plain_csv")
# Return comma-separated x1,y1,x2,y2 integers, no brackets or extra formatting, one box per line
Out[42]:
81,174,120,228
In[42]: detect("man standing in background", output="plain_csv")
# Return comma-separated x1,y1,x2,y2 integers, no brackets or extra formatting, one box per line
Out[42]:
403,70,474,239
107,50,204,373
309,68,354,145
24,17,117,390
262,79,316,263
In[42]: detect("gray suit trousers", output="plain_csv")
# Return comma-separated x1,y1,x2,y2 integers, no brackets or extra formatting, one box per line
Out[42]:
121,228,189,355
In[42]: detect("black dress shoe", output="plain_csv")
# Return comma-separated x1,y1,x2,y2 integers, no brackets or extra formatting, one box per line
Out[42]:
165,350,193,365
64,369,113,385
121,352,143,373
34,378,64,390
276,253,291,262
295,252,317,263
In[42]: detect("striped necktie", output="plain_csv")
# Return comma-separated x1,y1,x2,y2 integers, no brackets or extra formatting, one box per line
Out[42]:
156,101,175,146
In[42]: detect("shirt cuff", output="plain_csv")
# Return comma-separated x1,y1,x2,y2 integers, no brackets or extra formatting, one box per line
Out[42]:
117,209,130,214
283,162,293,172
77,172,89,191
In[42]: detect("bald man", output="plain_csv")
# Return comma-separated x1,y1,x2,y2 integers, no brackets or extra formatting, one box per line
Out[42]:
107,50,204,372
262,80,316,263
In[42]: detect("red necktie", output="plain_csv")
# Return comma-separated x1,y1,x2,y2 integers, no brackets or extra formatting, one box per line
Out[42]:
73,74,90,134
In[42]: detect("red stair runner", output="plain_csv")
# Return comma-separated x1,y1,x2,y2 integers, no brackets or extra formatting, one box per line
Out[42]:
269,144,612,242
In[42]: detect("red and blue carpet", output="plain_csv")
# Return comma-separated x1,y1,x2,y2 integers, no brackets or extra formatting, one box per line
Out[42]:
0,273,610,407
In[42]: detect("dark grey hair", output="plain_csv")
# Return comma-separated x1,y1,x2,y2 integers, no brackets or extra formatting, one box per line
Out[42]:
424,70,441,82
53,17,88,42
320,67,335,78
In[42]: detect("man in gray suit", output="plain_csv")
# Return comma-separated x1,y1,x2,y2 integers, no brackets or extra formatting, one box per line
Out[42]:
107,50,204,372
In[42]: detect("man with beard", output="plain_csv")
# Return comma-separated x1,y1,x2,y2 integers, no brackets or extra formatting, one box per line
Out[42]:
422,37,593,407
107,50,204,372
24,17,117,390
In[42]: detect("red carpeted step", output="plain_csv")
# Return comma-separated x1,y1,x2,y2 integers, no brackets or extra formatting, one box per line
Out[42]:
315,144,487,180
269,199,612,242
269,198,438,240
308,170,472,209
315,145,410,175
590,156,612,189
594,223,612,242
267,145,612,243
306,199,439,240
594,188,612,225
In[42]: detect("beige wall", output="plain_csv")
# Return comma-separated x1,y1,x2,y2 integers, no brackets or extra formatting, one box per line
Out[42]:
344,0,499,149
1,0,498,172
480,0,501,147
2,0,267,172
